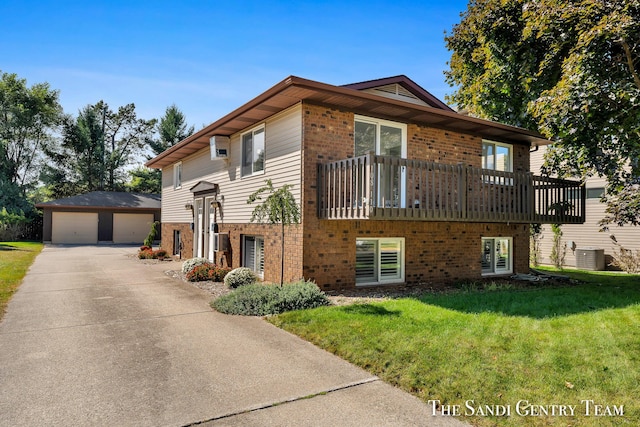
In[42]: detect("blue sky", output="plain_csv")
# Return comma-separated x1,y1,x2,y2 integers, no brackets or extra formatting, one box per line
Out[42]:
1,0,469,129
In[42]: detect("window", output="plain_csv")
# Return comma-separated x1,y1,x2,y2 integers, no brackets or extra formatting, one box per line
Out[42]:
481,237,512,275
587,187,605,199
356,238,404,285
355,116,407,207
173,162,182,189
241,126,265,176
482,140,512,172
354,116,406,157
242,235,264,276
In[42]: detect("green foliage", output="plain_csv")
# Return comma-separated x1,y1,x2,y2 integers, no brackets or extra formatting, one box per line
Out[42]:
185,263,231,282
143,221,159,247
223,267,258,289
0,242,43,319
0,207,29,241
530,223,543,266
0,71,62,188
271,280,331,313
211,280,330,316
549,223,566,269
446,0,640,225
247,179,300,226
126,166,161,194
147,104,194,156
181,257,208,274
271,270,640,426
41,101,156,198
247,179,300,284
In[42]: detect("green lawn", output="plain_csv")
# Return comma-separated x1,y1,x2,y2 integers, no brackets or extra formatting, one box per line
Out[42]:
0,242,43,319
270,269,640,426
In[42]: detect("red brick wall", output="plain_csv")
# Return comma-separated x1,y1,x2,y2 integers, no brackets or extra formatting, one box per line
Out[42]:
300,102,531,291
161,223,193,259
161,221,303,284
164,102,531,290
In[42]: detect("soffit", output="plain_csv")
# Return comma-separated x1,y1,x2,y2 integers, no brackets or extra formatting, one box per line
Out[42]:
146,76,548,169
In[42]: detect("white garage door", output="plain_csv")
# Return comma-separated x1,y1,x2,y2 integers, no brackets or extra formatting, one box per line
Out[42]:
113,213,155,244
52,212,99,244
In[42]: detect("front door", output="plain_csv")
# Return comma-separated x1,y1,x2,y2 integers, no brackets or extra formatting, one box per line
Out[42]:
206,197,216,261
194,199,204,258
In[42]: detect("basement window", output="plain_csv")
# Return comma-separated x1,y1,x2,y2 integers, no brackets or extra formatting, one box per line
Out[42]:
481,237,512,275
356,238,404,286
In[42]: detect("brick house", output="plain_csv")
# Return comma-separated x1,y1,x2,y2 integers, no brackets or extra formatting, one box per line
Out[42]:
146,75,584,291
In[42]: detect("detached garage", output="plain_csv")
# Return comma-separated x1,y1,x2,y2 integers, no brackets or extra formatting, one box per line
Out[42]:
37,192,161,245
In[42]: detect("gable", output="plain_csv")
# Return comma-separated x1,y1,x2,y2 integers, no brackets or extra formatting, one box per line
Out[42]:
360,83,430,106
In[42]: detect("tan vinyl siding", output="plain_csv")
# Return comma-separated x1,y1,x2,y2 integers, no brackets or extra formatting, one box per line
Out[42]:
161,103,302,224
536,200,640,267
531,145,640,267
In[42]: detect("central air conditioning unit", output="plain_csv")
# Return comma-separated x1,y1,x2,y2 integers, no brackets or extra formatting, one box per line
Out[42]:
575,248,605,271
210,136,230,160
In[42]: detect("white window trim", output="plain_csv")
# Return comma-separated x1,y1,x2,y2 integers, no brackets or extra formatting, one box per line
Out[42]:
173,162,182,190
481,237,513,276
242,235,264,278
356,237,405,286
241,124,266,178
482,140,513,172
354,115,407,158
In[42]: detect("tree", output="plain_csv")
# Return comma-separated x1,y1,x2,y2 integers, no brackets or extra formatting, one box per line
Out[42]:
247,180,301,285
0,71,62,213
103,102,156,190
42,101,155,198
148,104,194,156
126,166,161,194
129,104,194,194
445,0,640,225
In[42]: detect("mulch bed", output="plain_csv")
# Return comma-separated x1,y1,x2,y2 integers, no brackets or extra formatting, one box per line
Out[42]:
135,255,579,306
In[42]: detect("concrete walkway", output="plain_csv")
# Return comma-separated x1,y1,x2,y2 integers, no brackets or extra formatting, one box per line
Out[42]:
0,245,465,427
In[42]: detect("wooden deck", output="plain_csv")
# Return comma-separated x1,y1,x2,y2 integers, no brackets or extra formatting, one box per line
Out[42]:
318,154,585,224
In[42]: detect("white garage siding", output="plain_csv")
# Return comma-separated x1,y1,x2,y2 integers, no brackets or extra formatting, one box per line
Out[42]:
112,213,155,244
52,212,99,244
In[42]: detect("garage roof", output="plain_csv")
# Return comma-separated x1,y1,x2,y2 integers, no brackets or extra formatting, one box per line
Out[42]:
36,192,160,210
146,75,551,170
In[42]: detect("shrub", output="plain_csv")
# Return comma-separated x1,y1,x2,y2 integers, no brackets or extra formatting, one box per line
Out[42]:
137,248,168,260
185,263,231,282
182,257,208,274
138,248,154,259
223,267,257,288
211,284,282,316
610,246,640,274
211,280,330,316
274,280,331,312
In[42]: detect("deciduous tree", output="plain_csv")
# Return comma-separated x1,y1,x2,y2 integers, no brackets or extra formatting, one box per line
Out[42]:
445,0,640,225
0,71,62,213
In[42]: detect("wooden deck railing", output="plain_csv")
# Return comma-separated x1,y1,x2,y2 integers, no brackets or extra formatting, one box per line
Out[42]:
318,153,585,224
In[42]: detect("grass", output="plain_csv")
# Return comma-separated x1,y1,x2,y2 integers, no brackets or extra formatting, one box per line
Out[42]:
0,241,43,319
269,268,640,426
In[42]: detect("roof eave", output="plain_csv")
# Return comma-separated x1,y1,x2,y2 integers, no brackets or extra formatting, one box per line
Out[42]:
146,76,550,169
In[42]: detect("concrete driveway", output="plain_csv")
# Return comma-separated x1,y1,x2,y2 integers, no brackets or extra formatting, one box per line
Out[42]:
0,245,464,427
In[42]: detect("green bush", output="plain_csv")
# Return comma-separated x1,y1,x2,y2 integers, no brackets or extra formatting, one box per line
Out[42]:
211,280,330,316
223,267,258,288
185,263,231,282
273,280,331,312
182,257,208,274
